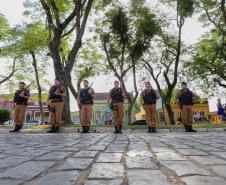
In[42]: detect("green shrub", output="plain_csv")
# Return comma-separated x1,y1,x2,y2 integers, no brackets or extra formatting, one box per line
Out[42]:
0,108,11,124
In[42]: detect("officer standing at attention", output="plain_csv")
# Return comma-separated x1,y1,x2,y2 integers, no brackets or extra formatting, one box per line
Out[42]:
10,82,30,132
140,82,160,133
107,81,126,134
175,82,200,132
47,78,66,133
77,80,95,133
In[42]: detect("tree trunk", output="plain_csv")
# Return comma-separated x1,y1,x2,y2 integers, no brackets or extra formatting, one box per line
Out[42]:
61,83,73,124
30,51,45,124
0,57,17,85
165,101,175,125
50,43,73,124
127,103,133,125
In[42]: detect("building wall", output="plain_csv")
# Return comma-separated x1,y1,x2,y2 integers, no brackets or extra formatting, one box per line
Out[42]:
0,99,50,123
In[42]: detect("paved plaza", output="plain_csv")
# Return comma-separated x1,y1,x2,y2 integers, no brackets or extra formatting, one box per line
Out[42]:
0,131,226,185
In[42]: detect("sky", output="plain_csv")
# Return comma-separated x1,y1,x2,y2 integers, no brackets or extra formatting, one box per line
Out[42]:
0,0,225,112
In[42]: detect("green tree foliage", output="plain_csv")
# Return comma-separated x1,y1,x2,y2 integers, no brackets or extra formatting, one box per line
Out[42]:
0,109,10,124
98,1,160,124
185,0,226,93
0,14,19,85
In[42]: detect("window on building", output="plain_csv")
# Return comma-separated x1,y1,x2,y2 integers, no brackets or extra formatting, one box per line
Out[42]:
35,112,41,120
159,112,165,122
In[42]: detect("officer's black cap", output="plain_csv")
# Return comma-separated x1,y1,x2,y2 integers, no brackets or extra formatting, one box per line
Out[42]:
19,82,25,85
145,82,151,85
181,82,187,85
55,78,60,81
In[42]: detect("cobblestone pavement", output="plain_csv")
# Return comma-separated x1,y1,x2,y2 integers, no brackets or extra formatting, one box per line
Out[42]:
0,131,226,185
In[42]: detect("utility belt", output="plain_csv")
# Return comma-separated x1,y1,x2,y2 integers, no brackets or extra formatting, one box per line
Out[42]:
15,102,28,106
143,103,156,105
81,101,93,105
50,99,62,103
111,100,123,104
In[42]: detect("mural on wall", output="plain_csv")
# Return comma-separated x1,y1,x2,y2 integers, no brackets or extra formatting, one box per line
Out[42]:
95,108,114,125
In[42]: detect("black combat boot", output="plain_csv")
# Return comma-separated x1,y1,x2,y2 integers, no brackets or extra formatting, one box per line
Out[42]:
47,126,56,133
118,125,123,134
86,126,90,133
9,125,20,132
18,125,23,131
148,127,152,133
151,127,157,133
55,126,60,133
184,125,190,132
81,126,86,133
188,125,197,132
114,126,119,134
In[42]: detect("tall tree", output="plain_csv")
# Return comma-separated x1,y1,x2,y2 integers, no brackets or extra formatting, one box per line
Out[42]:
37,0,110,123
143,0,195,125
98,1,159,124
185,0,226,92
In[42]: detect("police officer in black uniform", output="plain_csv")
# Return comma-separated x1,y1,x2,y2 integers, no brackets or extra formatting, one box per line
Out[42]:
175,82,200,132
10,82,30,132
107,81,126,134
140,82,160,133
47,78,66,133
77,80,95,133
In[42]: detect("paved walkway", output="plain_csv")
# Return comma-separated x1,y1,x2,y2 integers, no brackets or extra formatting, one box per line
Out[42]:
0,132,226,185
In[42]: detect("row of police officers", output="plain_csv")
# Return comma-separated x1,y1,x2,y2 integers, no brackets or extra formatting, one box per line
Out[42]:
10,79,200,133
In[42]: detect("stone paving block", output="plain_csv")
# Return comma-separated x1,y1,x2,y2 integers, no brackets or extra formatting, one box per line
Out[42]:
0,161,55,180
127,169,170,185
88,163,124,179
195,146,223,152
0,154,8,159
189,155,226,165
96,153,123,163
177,148,208,156
0,156,31,168
84,180,123,185
86,145,106,151
126,150,152,157
181,176,226,185
0,179,23,185
19,149,49,157
74,150,99,158
211,152,226,159
35,151,71,160
156,151,186,161
58,147,80,152
33,171,79,185
105,147,125,153
151,147,175,153
126,157,157,169
58,158,93,170
211,165,226,177
160,160,211,177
